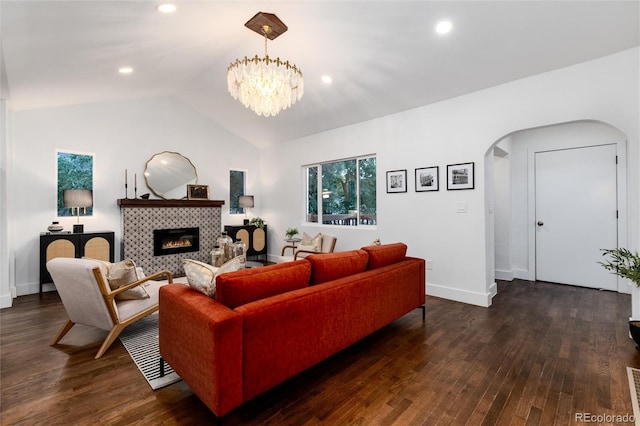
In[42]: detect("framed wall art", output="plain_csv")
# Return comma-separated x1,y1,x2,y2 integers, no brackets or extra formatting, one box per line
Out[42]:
386,169,407,193
415,166,439,192
187,184,210,200
447,162,474,190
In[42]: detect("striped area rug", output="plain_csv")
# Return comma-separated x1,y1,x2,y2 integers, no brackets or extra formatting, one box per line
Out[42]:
119,313,181,390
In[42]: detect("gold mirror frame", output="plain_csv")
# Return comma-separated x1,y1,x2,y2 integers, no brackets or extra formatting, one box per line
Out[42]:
144,151,198,199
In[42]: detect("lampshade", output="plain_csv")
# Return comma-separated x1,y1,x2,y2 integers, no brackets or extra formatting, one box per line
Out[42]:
238,195,255,208
227,12,304,117
63,189,93,208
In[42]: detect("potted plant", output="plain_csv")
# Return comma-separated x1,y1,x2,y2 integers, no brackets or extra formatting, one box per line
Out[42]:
600,248,640,348
285,227,299,240
248,217,265,229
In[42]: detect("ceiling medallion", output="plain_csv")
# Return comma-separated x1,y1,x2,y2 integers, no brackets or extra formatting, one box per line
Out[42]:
227,12,304,117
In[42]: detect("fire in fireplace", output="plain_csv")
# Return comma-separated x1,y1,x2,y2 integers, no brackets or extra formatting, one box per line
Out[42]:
153,227,199,256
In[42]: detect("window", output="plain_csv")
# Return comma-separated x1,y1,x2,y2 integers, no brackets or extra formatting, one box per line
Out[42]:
229,170,246,214
57,151,93,217
305,155,376,226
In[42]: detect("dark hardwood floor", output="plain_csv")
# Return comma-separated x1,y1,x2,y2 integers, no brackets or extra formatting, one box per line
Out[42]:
2,280,639,425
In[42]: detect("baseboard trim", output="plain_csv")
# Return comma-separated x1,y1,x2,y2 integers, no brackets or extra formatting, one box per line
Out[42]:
427,282,495,307
495,268,530,281
0,294,13,309
495,269,514,281
15,282,52,297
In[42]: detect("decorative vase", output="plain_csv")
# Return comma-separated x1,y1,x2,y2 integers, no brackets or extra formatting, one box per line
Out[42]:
216,232,233,263
232,240,246,258
211,246,224,267
629,321,640,350
47,221,63,232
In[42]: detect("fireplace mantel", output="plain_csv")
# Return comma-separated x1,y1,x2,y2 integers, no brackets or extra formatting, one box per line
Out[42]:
117,199,224,208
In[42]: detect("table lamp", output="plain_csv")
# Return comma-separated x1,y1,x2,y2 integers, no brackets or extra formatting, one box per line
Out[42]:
238,195,254,224
63,189,93,233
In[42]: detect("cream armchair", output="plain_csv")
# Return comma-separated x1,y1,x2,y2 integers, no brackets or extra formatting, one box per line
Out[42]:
47,257,173,359
281,233,338,260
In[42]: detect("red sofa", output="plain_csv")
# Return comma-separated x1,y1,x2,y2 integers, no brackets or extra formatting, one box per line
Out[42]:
159,242,425,416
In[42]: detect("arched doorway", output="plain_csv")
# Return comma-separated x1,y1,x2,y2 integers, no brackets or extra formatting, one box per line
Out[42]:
484,120,628,294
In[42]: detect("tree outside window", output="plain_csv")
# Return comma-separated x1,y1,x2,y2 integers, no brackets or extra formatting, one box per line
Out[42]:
229,170,246,214
57,151,93,217
305,156,376,226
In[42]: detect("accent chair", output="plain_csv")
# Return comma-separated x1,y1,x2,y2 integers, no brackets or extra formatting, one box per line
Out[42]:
281,233,338,260
47,257,173,359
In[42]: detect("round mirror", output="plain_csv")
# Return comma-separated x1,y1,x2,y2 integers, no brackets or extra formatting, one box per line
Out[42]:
144,151,197,199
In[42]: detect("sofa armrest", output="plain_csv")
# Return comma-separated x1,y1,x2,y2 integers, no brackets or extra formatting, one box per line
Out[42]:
159,284,243,416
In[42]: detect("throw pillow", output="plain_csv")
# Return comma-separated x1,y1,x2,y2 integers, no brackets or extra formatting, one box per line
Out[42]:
85,258,149,300
301,232,323,252
183,259,219,298
183,255,246,298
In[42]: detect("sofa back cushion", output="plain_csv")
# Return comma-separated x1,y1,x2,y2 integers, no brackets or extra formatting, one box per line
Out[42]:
362,243,408,270
215,260,312,309
306,249,369,285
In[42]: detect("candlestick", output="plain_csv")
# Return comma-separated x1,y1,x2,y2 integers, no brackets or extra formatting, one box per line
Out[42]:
125,168,128,199
134,174,137,199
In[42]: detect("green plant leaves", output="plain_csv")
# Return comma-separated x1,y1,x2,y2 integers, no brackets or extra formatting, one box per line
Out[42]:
599,248,640,286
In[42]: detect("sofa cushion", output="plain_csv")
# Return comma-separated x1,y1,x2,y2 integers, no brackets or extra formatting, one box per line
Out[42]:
361,243,408,270
306,249,369,285
216,260,312,309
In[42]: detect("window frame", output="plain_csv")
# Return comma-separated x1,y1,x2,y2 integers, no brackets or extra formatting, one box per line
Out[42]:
303,154,377,227
57,150,94,218
229,169,247,215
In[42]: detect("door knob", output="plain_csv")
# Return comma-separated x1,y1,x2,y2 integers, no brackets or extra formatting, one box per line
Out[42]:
537,221,544,226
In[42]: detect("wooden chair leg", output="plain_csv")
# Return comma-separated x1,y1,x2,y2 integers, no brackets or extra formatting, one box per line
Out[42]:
95,324,126,359
281,245,295,256
51,320,75,346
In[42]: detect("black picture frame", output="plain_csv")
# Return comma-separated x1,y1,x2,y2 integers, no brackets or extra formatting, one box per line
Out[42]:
415,166,439,192
447,162,475,190
386,170,407,193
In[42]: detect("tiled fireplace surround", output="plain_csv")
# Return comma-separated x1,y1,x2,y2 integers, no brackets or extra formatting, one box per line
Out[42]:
119,199,224,276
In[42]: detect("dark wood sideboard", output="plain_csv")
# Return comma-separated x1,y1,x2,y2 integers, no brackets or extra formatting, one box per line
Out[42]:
224,225,268,262
39,231,115,298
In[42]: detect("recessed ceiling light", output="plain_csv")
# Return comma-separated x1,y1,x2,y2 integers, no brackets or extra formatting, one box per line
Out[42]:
321,75,333,84
435,21,452,35
118,67,134,74
156,4,177,13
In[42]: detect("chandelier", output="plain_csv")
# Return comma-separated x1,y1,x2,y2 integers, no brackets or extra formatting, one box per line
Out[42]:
227,12,304,117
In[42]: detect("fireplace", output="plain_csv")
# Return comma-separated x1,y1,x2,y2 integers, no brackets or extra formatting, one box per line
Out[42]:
153,227,199,256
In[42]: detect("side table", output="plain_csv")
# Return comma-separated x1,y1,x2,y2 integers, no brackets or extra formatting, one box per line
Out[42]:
281,238,302,256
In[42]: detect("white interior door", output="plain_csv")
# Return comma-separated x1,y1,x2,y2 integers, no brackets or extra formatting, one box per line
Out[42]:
535,144,617,290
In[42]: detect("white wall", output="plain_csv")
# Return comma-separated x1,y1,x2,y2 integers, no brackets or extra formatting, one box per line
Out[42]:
1,100,15,308
493,140,512,280
261,47,639,307
8,96,260,297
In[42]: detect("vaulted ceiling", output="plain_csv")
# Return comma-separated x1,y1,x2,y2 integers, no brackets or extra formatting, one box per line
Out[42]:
1,1,638,147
